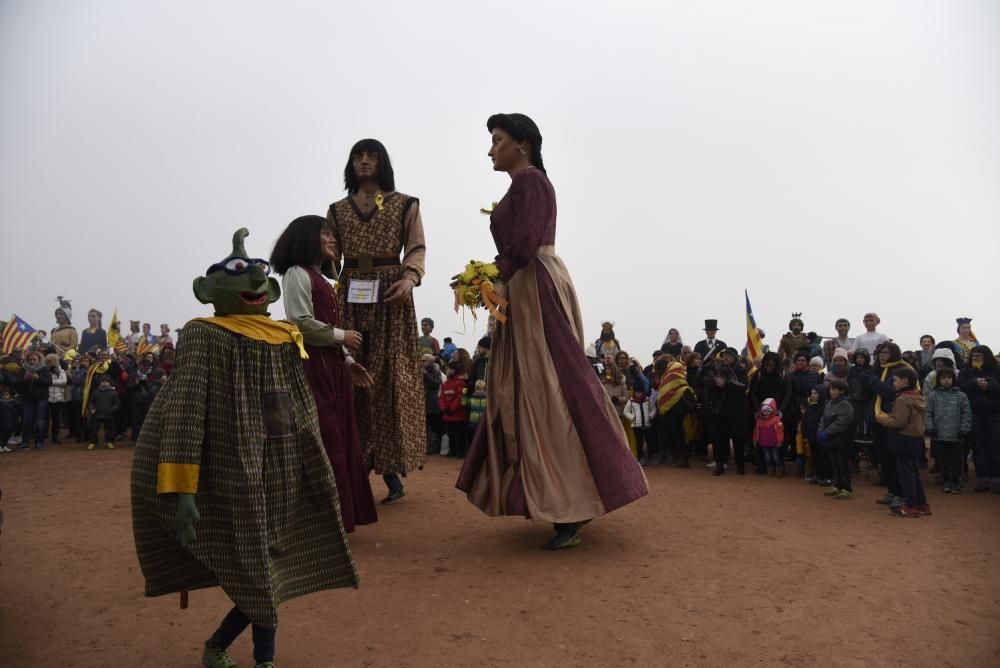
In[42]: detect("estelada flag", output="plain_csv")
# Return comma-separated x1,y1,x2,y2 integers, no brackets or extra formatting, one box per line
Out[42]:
657,361,692,414
1,314,38,354
745,290,764,361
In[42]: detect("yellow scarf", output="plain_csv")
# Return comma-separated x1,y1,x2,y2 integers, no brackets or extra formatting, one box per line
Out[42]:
193,315,308,359
874,359,917,417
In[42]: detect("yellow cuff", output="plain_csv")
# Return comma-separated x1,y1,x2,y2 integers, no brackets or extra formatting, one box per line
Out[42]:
156,463,200,494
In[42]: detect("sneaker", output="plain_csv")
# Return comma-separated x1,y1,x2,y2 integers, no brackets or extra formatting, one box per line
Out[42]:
942,485,952,494
86,443,97,451
106,442,115,450
543,530,582,551
834,490,855,500
917,503,932,516
875,493,896,505
889,505,920,518
34,443,45,450
824,487,841,497
0,445,11,453
889,496,904,509
949,486,962,495
381,487,406,505
256,662,276,668
820,479,834,486
202,642,238,668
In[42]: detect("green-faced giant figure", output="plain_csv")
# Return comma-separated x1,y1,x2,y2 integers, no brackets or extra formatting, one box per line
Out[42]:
130,228,357,668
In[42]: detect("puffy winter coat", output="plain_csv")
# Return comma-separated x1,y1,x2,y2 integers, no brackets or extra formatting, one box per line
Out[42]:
820,395,855,450
48,366,67,403
623,395,657,429
926,387,972,441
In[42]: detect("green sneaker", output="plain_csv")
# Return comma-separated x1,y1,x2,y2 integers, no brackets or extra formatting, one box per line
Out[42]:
834,490,855,500
543,533,581,550
256,663,275,668
86,443,96,451
823,487,841,496
202,643,238,668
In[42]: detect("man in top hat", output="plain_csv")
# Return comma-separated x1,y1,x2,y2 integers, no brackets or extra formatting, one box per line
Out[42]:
694,319,727,361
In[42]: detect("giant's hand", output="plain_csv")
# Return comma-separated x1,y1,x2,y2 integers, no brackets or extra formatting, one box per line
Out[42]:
383,278,414,305
349,362,375,389
175,493,200,548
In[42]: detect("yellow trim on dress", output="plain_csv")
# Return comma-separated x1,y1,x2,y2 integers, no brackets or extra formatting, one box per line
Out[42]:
156,463,200,494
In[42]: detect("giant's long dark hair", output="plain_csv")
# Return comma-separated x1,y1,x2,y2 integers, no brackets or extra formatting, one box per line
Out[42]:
487,113,546,173
343,138,395,194
270,215,336,279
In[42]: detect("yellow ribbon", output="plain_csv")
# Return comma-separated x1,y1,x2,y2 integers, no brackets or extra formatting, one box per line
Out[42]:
480,281,508,324
374,193,385,212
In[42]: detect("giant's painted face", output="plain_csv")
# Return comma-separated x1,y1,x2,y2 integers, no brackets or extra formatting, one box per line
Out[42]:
193,228,280,316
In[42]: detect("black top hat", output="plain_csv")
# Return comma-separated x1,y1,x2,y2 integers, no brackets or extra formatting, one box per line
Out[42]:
703,319,719,331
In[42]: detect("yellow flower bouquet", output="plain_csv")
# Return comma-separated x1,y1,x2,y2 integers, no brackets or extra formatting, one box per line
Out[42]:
452,260,508,323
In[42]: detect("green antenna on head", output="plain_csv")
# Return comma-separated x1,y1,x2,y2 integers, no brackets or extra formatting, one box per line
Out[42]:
232,228,250,257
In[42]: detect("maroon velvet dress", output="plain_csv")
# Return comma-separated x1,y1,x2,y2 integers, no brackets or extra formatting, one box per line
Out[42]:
301,266,378,532
456,167,648,523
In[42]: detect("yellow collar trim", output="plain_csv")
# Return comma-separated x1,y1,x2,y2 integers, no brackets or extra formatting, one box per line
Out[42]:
193,315,308,359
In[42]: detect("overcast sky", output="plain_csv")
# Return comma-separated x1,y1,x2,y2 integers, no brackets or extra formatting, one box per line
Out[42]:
2,0,998,361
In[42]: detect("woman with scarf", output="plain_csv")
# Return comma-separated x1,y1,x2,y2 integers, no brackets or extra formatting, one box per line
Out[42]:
271,214,379,532
957,345,1000,493
457,113,647,550
871,342,917,505
18,350,52,449
657,360,696,468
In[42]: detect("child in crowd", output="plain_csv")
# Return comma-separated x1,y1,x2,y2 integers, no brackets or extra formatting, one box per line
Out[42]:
926,368,972,493
803,385,831,484
465,379,487,449
87,375,119,450
0,387,18,452
753,398,785,476
624,381,657,465
922,346,958,395
440,337,457,362
439,360,468,458
819,379,856,499
875,367,930,517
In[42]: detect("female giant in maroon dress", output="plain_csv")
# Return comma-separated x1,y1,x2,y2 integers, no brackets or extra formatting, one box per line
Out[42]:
456,165,648,525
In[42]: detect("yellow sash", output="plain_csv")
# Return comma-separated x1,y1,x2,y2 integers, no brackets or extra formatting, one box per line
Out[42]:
193,315,308,359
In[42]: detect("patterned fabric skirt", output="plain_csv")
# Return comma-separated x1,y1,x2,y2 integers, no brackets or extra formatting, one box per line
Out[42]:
339,266,426,475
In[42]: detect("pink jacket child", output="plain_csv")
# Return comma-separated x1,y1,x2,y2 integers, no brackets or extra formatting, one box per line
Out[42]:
754,398,786,475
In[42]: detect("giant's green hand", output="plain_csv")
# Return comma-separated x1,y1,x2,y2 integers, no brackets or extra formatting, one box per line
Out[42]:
175,493,200,548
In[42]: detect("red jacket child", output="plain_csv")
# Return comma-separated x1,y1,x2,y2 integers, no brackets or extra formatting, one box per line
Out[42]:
439,369,468,423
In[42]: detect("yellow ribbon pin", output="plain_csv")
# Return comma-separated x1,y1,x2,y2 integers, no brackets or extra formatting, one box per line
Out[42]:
374,193,384,212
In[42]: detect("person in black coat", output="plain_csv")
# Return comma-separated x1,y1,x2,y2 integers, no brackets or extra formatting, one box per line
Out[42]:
957,345,1000,493
693,319,727,363
781,352,820,461
819,379,856,497
704,365,748,475
18,350,52,449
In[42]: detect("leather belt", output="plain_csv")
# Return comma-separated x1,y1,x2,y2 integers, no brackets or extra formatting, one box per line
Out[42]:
342,255,401,271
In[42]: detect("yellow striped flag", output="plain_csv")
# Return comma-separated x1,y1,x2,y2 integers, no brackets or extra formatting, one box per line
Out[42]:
2,315,38,354
745,290,764,361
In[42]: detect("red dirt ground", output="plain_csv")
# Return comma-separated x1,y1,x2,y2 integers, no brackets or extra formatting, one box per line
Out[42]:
2,445,999,667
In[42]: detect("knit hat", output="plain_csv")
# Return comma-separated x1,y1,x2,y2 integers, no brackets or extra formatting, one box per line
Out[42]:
477,336,491,351
832,348,849,362
809,356,825,368
43,353,59,366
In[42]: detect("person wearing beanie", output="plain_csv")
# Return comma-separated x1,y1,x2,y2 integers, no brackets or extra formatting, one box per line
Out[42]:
810,356,826,374
825,348,850,386
926,367,972,493
818,379,856,498
470,336,491,392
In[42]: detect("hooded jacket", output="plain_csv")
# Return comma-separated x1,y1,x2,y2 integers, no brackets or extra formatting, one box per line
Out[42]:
922,347,957,395
753,398,784,447
926,384,972,441
876,390,926,439
750,352,785,407
803,384,829,444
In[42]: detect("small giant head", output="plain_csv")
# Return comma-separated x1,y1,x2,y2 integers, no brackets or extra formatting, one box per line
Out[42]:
193,229,280,316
